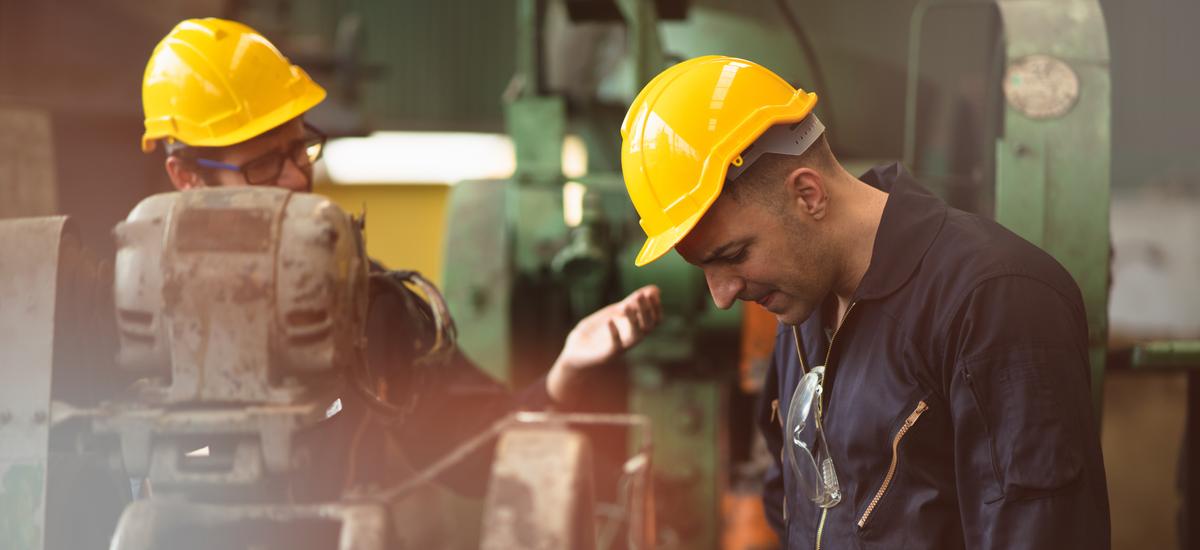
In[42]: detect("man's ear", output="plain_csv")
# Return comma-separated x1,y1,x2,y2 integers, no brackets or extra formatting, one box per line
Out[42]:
784,167,830,220
165,156,204,190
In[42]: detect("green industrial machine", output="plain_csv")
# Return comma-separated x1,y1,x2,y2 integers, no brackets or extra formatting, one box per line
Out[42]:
441,1,742,547
12,0,1200,548
903,0,1111,411
991,0,1111,411
442,1,1117,548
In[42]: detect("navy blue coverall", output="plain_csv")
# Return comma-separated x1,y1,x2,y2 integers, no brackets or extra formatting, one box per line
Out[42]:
759,164,1110,549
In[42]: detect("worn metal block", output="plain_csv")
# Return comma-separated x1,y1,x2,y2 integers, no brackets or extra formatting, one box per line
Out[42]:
0,216,71,550
482,427,596,550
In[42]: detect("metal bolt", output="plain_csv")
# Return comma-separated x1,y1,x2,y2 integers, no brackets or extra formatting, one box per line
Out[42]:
32,411,47,424
0,410,11,425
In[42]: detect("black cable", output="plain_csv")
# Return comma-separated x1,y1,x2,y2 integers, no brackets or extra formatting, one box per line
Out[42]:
371,270,458,363
350,270,458,420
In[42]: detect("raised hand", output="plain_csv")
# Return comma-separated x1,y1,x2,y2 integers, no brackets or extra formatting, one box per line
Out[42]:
546,285,663,403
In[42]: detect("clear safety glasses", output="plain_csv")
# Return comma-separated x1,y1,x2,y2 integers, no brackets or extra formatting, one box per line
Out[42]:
785,365,842,508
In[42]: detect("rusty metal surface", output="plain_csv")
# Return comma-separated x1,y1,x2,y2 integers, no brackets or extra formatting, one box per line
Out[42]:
276,191,369,378
114,187,367,405
482,427,595,550
112,193,173,375
109,499,389,550
0,216,70,550
158,188,290,403
92,400,330,483
105,187,369,494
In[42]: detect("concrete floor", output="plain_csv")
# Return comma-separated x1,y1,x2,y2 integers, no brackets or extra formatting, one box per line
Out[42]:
1102,370,1187,550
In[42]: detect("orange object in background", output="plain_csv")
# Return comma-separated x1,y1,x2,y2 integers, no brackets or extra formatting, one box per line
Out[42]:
740,301,779,393
723,492,780,550
727,301,782,549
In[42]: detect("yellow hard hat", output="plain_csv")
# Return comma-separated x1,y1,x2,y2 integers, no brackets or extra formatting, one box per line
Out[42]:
620,56,818,266
141,18,326,153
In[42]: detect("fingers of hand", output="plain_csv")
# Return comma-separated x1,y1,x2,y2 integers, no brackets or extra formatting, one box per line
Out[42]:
626,285,662,325
636,293,657,330
594,285,663,352
608,318,623,350
624,301,645,342
649,288,663,326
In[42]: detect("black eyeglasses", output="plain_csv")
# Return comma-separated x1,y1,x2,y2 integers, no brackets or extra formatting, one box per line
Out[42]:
193,123,327,186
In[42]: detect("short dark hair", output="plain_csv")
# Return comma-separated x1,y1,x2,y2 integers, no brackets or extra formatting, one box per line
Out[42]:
724,132,834,203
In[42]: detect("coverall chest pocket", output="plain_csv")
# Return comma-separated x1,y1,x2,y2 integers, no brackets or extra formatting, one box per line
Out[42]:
853,398,933,545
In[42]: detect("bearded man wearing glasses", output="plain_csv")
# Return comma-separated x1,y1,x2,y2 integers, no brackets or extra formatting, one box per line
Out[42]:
138,18,663,497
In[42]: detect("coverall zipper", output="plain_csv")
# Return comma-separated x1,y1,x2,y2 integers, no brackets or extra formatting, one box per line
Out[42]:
770,398,787,521
804,302,856,550
815,508,829,550
857,400,929,528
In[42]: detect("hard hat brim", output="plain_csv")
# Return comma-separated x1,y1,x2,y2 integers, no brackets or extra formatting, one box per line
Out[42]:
634,207,706,267
632,90,819,267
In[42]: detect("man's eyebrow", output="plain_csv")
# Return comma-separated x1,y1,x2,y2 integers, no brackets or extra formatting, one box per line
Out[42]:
699,241,743,265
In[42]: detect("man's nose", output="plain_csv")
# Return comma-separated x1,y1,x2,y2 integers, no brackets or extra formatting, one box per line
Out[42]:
705,269,744,310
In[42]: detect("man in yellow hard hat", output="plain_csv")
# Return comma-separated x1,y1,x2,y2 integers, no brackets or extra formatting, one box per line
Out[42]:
140,18,662,494
621,56,1109,548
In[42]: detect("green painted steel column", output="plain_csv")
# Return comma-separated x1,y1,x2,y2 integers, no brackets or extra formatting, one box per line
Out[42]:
992,0,1110,413
615,0,667,88
444,3,742,548
444,0,573,386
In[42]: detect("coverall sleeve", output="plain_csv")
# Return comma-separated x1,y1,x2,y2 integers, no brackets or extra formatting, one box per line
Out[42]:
758,329,787,541
947,275,1110,549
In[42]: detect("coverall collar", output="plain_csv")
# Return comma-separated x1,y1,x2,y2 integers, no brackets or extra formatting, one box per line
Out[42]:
851,162,948,302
